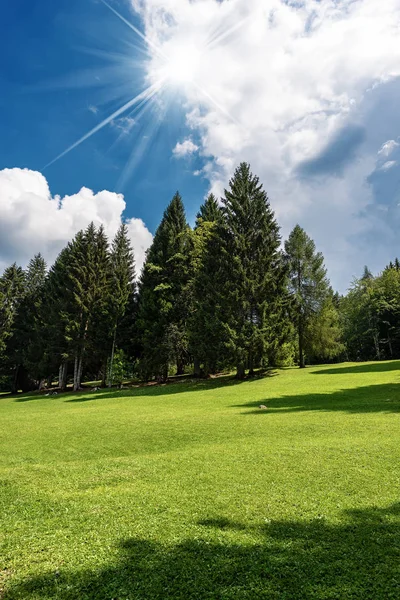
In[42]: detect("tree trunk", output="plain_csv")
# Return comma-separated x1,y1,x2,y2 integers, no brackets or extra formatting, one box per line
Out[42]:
299,317,305,369
59,362,68,392
11,365,19,395
176,359,184,376
101,359,107,388
193,357,202,378
248,352,255,377
38,379,45,391
73,354,79,392
77,354,84,390
108,327,117,388
236,362,246,380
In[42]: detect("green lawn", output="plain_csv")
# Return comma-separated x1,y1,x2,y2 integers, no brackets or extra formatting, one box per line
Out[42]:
1,362,399,599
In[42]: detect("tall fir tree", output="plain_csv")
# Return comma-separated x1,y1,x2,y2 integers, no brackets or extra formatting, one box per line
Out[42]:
106,223,136,386
188,194,225,376
10,255,47,390
209,162,288,379
0,263,26,392
284,225,329,368
195,194,222,226
137,193,190,381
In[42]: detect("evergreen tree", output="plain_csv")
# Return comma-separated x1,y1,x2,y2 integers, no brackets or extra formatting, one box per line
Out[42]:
106,223,136,387
11,255,47,390
196,194,221,226
137,193,190,381
217,162,287,379
284,225,329,368
0,264,26,392
188,196,226,377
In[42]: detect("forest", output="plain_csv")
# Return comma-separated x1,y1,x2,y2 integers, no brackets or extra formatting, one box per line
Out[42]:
1,162,399,393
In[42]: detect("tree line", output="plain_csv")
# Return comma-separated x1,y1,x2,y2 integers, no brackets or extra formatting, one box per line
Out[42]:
0,163,397,393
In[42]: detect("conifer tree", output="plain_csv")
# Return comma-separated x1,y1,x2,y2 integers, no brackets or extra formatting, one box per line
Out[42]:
188,195,225,376
196,194,221,225
0,264,26,392
11,255,47,390
219,162,286,378
106,223,135,386
137,193,190,381
284,225,329,368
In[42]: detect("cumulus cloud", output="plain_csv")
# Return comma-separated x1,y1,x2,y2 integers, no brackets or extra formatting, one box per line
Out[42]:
0,168,153,274
173,139,199,157
110,116,136,135
378,139,399,157
132,0,400,290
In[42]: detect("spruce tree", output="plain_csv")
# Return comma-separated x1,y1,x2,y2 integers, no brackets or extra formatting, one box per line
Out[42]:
284,225,329,368
219,162,286,378
106,223,136,386
11,255,47,390
0,264,26,392
137,193,190,381
195,194,221,226
188,195,225,377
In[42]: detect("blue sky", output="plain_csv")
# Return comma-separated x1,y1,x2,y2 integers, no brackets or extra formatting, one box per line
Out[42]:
0,0,207,230
1,0,400,290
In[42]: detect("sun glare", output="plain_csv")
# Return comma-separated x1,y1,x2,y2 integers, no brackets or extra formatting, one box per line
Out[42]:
156,41,203,87
45,0,241,174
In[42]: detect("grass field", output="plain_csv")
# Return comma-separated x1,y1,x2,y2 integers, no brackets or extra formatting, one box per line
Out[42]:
1,361,400,599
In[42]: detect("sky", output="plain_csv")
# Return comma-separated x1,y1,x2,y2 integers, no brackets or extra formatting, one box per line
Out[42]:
1,0,400,290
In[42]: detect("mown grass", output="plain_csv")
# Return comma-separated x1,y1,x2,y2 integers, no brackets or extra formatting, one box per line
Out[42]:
1,361,399,599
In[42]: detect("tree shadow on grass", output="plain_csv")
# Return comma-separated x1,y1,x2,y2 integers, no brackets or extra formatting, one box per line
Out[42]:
64,372,279,404
4,503,399,599
234,382,400,415
311,360,400,375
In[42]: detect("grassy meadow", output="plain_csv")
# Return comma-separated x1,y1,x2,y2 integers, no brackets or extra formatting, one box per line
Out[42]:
0,361,400,599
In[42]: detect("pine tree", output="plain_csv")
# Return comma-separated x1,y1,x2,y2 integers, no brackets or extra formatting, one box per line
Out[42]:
11,255,47,390
195,194,221,226
137,193,190,381
284,225,329,368
106,223,136,387
188,196,225,377
210,162,287,379
0,264,26,392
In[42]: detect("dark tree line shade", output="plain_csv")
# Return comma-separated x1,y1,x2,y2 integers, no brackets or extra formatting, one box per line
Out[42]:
2,161,391,393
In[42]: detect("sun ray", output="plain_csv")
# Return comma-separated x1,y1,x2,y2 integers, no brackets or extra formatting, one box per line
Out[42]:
117,94,171,190
44,80,165,169
205,12,253,51
192,81,242,128
99,0,167,60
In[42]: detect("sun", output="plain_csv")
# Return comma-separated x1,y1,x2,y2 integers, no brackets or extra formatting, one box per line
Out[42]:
153,39,203,88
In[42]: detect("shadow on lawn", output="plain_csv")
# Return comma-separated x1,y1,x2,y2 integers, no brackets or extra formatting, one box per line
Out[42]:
312,360,400,375
236,381,400,415
12,371,278,403
64,371,278,404
5,503,400,599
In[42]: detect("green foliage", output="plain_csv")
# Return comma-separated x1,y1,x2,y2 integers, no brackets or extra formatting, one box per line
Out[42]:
107,349,130,387
341,264,400,361
137,193,191,380
1,362,399,599
192,163,290,379
284,225,330,367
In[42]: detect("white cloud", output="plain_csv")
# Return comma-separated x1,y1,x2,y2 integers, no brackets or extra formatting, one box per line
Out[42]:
173,139,199,157
132,0,400,290
0,168,152,275
110,116,136,134
379,160,397,171
378,139,399,157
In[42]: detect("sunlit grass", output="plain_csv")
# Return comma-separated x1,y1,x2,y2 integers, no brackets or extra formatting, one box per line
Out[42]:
1,361,399,598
